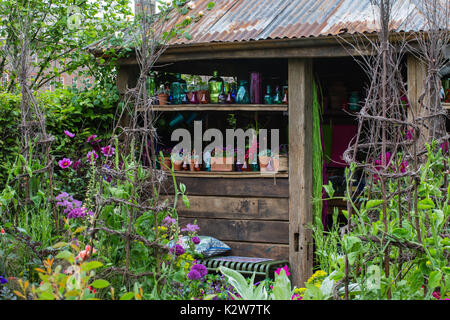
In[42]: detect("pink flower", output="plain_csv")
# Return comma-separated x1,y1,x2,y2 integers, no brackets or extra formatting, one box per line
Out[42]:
64,130,75,138
441,142,449,153
101,145,115,157
58,158,73,169
275,265,291,277
72,159,81,170
86,150,98,163
432,291,441,300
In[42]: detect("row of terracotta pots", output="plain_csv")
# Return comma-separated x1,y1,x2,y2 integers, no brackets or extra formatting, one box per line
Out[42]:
158,155,288,172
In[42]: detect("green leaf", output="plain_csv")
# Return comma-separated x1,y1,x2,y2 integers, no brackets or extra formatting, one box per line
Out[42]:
392,228,409,239
418,198,435,210
119,292,135,300
428,270,442,290
366,199,384,210
56,250,74,264
90,279,110,289
343,235,362,253
83,261,103,272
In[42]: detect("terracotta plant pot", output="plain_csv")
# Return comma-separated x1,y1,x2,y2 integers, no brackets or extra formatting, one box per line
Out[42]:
258,155,271,172
211,157,233,172
158,93,169,105
173,160,183,171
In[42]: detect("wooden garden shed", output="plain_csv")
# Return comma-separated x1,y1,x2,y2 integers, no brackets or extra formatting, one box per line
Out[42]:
114,0,449,286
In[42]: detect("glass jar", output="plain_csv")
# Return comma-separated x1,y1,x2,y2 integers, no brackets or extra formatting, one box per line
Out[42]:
208,70,224,103
170,73,187,105
236,80,250,104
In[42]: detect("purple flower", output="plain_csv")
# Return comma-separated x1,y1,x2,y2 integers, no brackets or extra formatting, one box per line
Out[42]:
67,207,88,219
64,130,75,138
170,244,185,256
86,150,98,163
191,264,208,277
0,276,7,284
192,236,201,245
441,142,449,153
101,145,115,157
181,223,200,233
162,216,176,226
187,269,202,280
58,158,73,169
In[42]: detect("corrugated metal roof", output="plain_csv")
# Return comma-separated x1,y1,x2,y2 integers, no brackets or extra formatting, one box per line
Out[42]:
167,0,438,45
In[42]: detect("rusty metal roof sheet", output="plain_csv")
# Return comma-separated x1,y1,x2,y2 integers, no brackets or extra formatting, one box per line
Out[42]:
167,0,440,45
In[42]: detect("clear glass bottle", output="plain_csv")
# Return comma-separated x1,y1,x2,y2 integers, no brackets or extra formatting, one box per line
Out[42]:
208,70,224,103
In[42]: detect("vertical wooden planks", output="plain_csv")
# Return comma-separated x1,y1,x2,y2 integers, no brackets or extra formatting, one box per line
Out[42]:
288,58,314,287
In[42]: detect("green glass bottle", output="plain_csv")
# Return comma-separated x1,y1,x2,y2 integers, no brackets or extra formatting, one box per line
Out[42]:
146,73,156,96
208,70,224,103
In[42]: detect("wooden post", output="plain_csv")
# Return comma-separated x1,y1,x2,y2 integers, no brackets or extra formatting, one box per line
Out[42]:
288,58,314,287
407,54,428,144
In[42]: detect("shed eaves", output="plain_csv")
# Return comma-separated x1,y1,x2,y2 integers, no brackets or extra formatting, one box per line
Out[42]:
167,0,435,45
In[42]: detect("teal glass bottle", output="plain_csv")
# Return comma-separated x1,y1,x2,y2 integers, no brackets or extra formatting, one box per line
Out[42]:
264,85,273,104
208,70,224,103
236,80,250,104
273,85,282,104
170,73,187,105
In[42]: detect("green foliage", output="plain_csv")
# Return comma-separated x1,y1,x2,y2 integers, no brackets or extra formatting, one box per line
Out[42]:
314,141,450,300
218,266,268,300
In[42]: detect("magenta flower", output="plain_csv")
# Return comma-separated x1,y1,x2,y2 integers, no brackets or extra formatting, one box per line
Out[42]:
400,160,408,173
86,150,98,163
275,265,291,277
405,129,414,140
87,134,98,143
101,145,115,157
64,130,75,138
441,142,448,153
72,159,81,170
58,158,73,169
191,236,201,245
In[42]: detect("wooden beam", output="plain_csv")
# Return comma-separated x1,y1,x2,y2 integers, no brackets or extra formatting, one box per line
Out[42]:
173,195,289,221
288,58,314,287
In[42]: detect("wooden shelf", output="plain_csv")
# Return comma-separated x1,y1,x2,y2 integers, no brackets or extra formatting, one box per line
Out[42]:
173,171,288,178
139,104,288,112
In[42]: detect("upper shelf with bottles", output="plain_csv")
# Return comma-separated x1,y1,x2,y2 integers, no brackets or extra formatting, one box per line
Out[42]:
140,71,289,112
